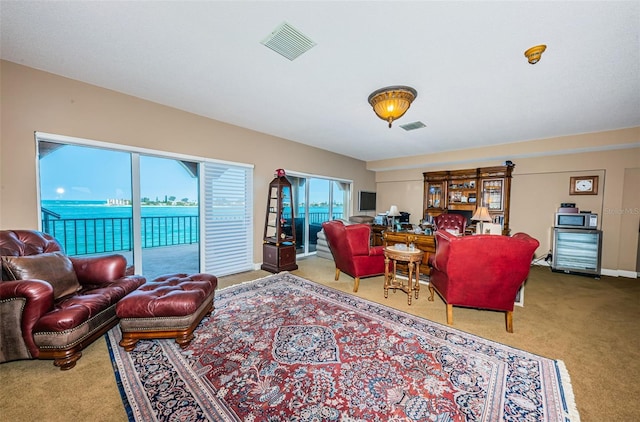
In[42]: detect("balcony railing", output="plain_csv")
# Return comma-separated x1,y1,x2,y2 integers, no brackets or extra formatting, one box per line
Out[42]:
42,215,199,256
41,211,341,256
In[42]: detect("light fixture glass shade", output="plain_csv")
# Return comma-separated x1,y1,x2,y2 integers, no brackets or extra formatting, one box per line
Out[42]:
368,86,417,128
472,206,492,222
388,205,400,216
524,44,546,64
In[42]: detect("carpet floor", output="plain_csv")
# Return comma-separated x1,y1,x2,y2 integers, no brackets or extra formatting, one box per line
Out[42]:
1,256,639,421
108,272,578,421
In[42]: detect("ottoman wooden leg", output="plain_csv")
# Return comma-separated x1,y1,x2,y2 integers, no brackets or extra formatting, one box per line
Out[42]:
175,332,195,349
119,335,139,352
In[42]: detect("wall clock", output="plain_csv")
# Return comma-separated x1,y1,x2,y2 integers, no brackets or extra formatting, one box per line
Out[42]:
570,175,598,195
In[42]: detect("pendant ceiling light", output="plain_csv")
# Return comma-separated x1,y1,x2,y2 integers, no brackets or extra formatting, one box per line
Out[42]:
368,86,417,128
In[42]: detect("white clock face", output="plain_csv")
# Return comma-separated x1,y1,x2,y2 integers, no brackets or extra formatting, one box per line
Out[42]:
576,179,592,191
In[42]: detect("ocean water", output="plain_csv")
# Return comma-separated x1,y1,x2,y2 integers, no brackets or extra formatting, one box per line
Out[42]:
41,200,198,219
41,200,342,219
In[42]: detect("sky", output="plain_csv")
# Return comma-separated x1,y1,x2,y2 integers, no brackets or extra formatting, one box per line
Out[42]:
39,143,343,205
40,145,198,202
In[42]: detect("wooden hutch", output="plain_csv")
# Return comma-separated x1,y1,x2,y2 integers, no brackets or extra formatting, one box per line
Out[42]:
423,163,515,235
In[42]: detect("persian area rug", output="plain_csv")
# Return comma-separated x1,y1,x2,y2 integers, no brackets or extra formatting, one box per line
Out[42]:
107,272,580,422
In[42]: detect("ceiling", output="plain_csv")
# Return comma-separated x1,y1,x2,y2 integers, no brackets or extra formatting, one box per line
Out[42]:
1,1,639,162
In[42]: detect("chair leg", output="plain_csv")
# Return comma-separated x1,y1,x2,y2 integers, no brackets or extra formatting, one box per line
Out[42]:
506,311,514,333
334,268,340,281
428,285,435,301
446,304,453,325
353,277,360,293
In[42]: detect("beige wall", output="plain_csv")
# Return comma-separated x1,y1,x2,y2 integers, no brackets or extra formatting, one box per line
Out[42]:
2,60,638,275
0,61,376,263
371,129,640,276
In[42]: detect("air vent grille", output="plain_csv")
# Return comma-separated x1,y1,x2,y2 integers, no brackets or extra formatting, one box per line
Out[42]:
400,121,427,131
261,22,316,61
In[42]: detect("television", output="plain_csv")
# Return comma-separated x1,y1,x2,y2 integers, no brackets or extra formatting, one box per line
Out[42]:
358,191,377,212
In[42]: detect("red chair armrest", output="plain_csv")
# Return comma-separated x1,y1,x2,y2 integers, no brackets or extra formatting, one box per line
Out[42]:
369,245,385,256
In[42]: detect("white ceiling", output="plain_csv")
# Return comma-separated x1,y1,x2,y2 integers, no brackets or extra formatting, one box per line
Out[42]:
1,1,639,162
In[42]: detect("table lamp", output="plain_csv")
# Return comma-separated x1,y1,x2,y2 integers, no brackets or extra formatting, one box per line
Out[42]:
472,206,492,234
387,205,401,230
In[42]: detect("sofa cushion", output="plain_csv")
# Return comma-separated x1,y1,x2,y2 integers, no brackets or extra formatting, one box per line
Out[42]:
1,252,81,300
348,215,375,224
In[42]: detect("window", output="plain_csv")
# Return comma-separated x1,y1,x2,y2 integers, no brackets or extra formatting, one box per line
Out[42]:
36,132,253,278
286,172,351,255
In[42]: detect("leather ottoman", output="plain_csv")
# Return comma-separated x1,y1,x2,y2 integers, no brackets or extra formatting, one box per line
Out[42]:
116,273,217,352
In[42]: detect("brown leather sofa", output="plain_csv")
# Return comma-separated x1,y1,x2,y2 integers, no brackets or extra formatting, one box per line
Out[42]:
0,230,146,369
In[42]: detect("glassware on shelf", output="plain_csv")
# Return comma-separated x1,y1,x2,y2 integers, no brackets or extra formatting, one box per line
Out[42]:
482,179,504,210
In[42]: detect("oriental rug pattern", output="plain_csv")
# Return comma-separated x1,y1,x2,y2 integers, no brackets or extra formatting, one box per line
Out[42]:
107,272,579,421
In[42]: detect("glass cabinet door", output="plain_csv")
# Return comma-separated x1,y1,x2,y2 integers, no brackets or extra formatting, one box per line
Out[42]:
426,181,445,209
482,179,504,210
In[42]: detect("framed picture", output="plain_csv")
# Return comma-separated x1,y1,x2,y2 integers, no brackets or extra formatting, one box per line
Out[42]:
570,175,599,195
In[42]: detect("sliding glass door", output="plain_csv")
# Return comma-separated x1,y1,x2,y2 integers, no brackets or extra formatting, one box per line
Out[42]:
37,133,253,279
38,141,135,258
139,156,200,277
288,173,351,255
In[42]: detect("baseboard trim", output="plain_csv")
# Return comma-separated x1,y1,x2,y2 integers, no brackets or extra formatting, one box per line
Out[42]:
600,269,638,278
532,261,637,279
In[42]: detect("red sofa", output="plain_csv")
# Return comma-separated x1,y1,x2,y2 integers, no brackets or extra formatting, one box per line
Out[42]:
0,230,146,369
321,220,386,292
428,230,539,332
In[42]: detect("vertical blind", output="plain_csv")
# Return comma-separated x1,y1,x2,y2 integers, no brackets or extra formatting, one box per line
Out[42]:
203,162,254,276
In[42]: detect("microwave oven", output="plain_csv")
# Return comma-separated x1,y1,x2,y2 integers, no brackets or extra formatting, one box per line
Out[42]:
555,212,598,229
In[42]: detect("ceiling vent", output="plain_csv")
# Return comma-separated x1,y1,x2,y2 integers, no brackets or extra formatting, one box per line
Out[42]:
399,121,427,131
261,22,316,61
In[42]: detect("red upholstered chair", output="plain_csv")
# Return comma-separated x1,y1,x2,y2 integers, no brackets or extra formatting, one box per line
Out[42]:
428,230,539,332
433,213,467,234
321,220,386,292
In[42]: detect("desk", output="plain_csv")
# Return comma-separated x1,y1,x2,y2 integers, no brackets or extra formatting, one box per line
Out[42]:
384,245,424,305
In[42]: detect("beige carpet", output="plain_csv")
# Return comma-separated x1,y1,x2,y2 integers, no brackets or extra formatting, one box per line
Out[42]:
1,256,639,421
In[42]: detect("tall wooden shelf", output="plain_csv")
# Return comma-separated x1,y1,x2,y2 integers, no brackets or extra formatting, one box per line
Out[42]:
423,163,514,235
261,169,298,273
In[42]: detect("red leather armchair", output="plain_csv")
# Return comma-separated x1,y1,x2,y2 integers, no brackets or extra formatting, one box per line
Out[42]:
433,213,467,234
321,220,386,292
0,230,145,369
428,230,539,332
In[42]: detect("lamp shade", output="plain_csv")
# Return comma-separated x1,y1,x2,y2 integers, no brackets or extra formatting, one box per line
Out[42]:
388,205,400,217
368,86,417,128
472,206,492,222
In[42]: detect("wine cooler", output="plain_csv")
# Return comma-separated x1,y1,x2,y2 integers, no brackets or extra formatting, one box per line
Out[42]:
552,228,602,277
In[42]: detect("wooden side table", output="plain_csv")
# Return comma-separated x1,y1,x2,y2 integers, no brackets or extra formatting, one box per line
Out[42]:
384,245,424,305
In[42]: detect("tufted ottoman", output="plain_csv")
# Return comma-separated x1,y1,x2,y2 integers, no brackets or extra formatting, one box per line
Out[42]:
116,273,217,352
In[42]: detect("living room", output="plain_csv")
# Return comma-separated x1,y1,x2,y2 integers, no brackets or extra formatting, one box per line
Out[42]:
1,2,639,421
2,63,638,277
